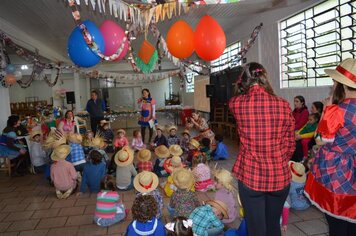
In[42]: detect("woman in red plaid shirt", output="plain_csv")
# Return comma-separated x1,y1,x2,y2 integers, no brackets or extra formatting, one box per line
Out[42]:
229,62,295,236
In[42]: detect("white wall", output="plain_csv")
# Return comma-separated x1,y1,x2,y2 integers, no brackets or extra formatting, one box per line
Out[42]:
227,0,330,108
0,87,11,130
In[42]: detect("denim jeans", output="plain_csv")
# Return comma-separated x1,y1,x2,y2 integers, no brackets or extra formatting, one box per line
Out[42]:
94,212,125,227
167,205,175,218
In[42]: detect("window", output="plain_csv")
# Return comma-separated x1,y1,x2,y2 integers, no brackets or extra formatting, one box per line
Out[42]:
168,77,173,95
280,0,355,88
211,41,242,73
185,72,196,93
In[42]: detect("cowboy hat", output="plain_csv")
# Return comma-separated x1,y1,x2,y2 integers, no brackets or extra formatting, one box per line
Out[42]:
213,168,236,192
169,145,183,156
182,129,190,136
114,146,134,167
30,130,42,140
154,145,170,158
206,200,229,219
189,139,200,149
116,129,126,135
167,125,177,132
325,58,356,89
133,171,159,193
51,144,71,161
164,156,184,174
156,125,164,132
68,133,83,144
89,136,106,149
100,120,109,126
137,149,152,162
44,130,66,149
172,168,195,190
289,161,306,183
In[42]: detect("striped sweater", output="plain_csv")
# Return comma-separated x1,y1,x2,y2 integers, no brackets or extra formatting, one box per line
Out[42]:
95,191,122,218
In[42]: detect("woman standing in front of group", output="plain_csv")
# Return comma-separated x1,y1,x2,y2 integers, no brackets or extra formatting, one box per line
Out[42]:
229,62,295,236
304,58,356,236
138,88,157,144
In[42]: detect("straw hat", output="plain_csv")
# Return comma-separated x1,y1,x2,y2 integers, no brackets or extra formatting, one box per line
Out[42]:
189,139,200,149
325,58,356,89
90,136,106,149
44,130,66,149
289,161,306,183
167,125,177,132
156,125,164,132
172,168,195,190
116,129,126,135
164,156,184,174
206,200,229,219
30,130,42,140
114,146,134,167
68,133,83,144
133,171,159,193
182,129,190,136
213,169,236,192
100,120,109,126
51,144,71,161
137,149,152,162
154,145,170,158
169,145,183,156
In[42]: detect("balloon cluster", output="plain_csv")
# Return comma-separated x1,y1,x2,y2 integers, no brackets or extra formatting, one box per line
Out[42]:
0,64,23,87
67,20,128,68
166,15,226,61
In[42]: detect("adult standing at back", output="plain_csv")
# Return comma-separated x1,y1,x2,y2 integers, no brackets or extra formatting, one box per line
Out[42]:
86,90,105,135
137,88,157,144
229,62,295,236
293,95,309,131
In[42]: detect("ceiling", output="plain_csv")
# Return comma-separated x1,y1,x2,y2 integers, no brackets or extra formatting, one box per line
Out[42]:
0,0,310,73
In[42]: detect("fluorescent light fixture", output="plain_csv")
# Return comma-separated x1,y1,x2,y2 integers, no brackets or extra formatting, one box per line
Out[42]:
21,65,28,70
130,36,136,40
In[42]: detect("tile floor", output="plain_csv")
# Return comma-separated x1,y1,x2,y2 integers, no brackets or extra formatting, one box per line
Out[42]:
0,123,329,236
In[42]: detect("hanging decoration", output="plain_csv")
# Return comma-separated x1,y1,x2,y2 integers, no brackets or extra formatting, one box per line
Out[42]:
166,20,195,59
100,20,128,61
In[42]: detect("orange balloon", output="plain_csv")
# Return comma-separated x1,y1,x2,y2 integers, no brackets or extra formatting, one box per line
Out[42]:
166,20,194,59
194,15,226,61
5,74,17,85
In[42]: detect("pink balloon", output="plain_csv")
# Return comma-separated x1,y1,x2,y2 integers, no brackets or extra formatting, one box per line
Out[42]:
100,20,128,61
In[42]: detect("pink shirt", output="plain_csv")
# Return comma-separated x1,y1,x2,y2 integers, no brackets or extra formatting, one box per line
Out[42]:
113,137,129,148
132,137,146,150
51,160,77,191
215,188,237,223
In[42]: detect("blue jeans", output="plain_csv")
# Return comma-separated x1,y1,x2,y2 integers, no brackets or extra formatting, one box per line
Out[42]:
167,205,175,218
94,212,125,227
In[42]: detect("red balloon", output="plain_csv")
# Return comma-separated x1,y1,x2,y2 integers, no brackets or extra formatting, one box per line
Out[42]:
5,74,17,85
166,20,194,59
194,15,226,61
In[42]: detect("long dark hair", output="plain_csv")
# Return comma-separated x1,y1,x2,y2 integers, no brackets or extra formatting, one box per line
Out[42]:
332,82,345,105
234,62,275,96
65,110,73,119
294,95,307,110
142,88,151,98
7,115,20,127
312,101,324,114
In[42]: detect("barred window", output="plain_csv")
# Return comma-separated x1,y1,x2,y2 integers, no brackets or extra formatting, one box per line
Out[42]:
185,72,196,93
211,41,242,73
280,0,355,88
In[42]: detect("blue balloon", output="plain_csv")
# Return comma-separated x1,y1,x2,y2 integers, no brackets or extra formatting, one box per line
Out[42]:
67,20,105,68
5,64,16,74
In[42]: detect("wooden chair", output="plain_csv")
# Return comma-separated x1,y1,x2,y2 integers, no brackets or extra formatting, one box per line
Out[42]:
210,107,225,134
223,111,237,140
0,157,11,177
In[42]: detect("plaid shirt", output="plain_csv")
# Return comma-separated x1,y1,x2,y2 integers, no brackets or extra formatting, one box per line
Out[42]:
229,85,295,191
137,161,153,172
189,205,224,236
68,143,86,166
167,135,180,147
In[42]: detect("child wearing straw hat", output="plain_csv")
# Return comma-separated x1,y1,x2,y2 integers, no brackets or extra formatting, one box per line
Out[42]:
153,145,170,177
288,161,310,210
163,155,186,197
186,139,202,166
126,195,166,236
214,168,237,223
189,199,228,236
150,125,168,148
136,149,153,172
89,135,109,165
28,130,48,173
82,130,94,155
167,125,180,147
168,168,200,218
98,120,114,153
67,133,86,172
113,129,129,152
50,144,78,199
134,171,163,219
180,129,191,154
115,146,137,191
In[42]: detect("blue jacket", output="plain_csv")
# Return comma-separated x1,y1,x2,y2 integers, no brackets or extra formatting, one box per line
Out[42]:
86,98,105,118
289,181,311,210
125,218,166,236
80,161,106,193
213,142,229,160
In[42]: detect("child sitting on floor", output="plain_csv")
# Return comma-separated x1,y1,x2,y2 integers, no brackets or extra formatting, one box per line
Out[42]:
167,125,180,147
28,130,49,173
89,136,110,165
180,129,191,155
113,129,129,152
165,217,194,236
212,135,229,161
168,168,200,218
82,130,94,155
78,150,106,195
200,138,212,162
98,120,114,153
67,133,86,172
288,161,311,210
134,171,163,219
50,144,77,199
186,139,202,166
132,130,146,151
125,195,166,236
163,156,185,197
115,146,137,191
153,145,170,177
192,157,215,192
189,200,228,236
136,149,153,172
150,125,168,148
94,175,127,227
214,168,237,223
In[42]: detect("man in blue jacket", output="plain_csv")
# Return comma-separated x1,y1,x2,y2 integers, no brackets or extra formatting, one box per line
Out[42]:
86,90,105,135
